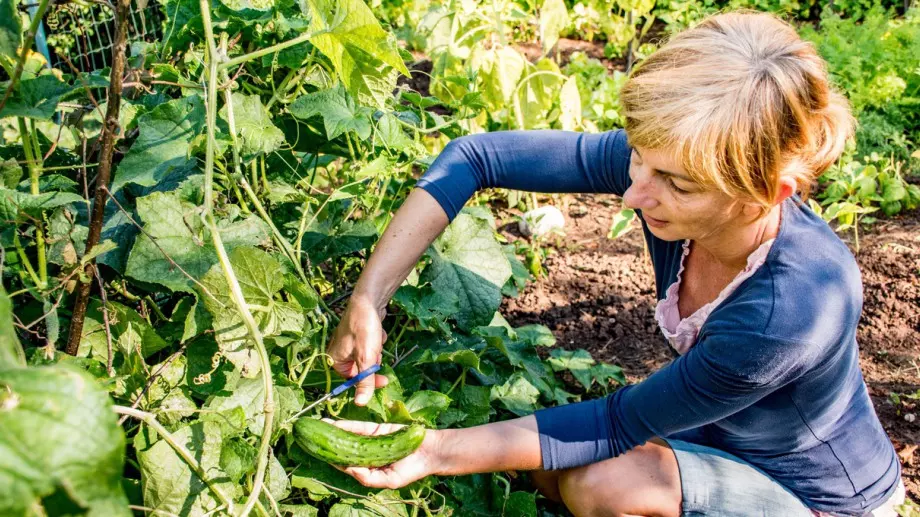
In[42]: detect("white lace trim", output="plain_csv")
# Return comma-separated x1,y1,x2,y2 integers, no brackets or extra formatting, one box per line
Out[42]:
654,238,776,355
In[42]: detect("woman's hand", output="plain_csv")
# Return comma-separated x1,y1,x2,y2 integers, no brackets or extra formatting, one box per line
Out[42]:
328,296,390,406
327,189,450,404
330,420,443,489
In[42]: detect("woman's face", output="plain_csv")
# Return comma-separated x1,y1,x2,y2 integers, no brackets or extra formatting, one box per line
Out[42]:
623,146,745,242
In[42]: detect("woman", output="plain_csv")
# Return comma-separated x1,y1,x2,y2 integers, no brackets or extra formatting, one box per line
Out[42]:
327,10,904,516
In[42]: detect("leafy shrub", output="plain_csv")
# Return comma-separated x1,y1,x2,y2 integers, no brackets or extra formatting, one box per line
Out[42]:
801,6,920,171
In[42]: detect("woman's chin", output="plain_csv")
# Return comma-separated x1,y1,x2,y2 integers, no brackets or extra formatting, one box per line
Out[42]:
645,222,684,242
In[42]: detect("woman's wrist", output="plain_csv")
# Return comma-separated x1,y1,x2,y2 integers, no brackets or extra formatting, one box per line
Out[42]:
427,428,459,477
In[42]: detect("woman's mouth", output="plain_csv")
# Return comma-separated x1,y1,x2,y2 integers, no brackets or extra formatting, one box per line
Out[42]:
645,215,669,228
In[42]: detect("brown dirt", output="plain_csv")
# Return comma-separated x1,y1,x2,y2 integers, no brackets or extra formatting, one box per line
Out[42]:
500,194,920,502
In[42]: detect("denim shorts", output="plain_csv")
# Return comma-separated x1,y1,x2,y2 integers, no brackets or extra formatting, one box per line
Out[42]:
665,438,813,516
664,439,906,517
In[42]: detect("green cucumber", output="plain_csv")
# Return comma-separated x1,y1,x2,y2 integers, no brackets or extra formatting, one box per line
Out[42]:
293,418,427,467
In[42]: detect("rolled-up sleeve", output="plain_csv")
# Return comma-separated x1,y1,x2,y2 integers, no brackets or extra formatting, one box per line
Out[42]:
416,129,633,221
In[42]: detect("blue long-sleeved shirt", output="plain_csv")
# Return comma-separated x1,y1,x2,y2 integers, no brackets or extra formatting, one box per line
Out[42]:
416,130,901,515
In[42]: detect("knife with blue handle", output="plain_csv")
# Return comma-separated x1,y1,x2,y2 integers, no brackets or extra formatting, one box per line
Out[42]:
286,363,381,423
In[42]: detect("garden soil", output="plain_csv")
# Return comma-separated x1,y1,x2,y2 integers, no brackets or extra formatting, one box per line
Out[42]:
500,194,920,502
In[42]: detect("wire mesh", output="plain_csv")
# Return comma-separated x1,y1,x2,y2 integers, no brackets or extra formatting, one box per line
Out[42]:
43,0,164,74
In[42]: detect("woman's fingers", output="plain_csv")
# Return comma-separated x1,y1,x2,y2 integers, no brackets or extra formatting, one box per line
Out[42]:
326,418,405,436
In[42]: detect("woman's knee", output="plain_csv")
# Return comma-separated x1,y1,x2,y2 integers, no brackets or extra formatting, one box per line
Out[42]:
556,441,682,517
530,470,563,502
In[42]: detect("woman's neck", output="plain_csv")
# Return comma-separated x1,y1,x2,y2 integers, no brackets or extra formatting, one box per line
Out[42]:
694,203,783,272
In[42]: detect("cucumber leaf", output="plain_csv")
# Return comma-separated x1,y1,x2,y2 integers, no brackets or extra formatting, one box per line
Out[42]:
135,420,240,515
125,191,270,294
490,373,540,416
112,95,205,192
199,247,305,375
219,93,285,158
303,0,409,108
421,213,512,330
0,365,131,516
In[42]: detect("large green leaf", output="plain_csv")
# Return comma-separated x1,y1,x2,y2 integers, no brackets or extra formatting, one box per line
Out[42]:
135,420,240,515
421,213,512,330
199,247,305,375
0,187,85,223
112,95,205,192
206,375,304,435
125,191,270,293
301,217,377,263
392,284,459,335
0,365,131,516
289,86,373,141
0,0,21,75
470,45,526,113
490,373,540,416
219,92,284,158
303,0,409,107
0,75,75,119
547,349,626,390
328,490,409,517
79,299,169,360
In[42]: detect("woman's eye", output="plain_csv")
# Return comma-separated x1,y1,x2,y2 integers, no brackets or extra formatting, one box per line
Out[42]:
666,176,689,194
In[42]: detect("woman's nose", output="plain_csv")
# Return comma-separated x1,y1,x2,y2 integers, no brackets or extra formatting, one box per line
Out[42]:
623,172,659,212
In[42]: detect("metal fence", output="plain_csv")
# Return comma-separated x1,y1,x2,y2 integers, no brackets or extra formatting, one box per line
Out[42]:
40,0,164,74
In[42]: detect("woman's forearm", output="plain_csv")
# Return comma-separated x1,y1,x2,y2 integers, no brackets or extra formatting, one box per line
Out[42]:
352,188,449,310
433,415,543,475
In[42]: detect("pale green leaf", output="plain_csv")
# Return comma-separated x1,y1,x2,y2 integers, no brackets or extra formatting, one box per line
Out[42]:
540,0,569,54
0,366,131,516
199,247,305,375
125,191,270,294
135,420,240,515
558,76,582,131
607,208,635,240
403,390,451,426
219,93,284,158
304,0,409,107
206,375,304,435
490,373,540,416
280,504,320,516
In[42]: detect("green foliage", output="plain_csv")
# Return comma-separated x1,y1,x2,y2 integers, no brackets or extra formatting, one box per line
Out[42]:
801,7,920,170
15,0,920,514
0,365,131,516
813,149,920,251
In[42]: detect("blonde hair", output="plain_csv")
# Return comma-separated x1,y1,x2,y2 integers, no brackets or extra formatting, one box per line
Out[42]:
619,9,856,207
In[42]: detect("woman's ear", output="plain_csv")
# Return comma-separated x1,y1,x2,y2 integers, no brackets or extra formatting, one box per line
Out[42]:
774,175,798,205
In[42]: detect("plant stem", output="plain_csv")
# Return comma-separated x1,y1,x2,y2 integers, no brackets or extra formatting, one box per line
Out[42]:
12,232,42,289
199,7,273,516
218,29,324,72
64,0,131,356
16,118,47,288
